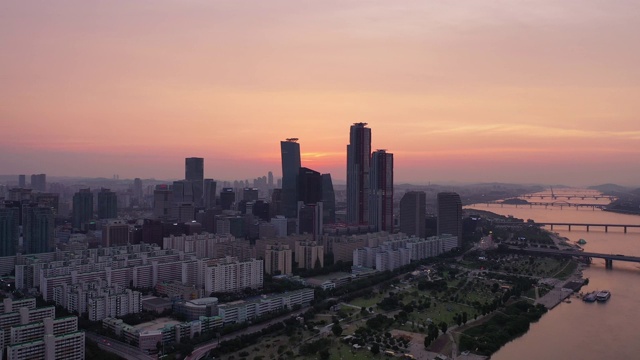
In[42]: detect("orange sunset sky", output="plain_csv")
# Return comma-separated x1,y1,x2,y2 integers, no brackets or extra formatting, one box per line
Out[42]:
1,1,639,185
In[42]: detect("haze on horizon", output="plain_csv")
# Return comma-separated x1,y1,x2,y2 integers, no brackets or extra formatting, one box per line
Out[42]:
1,1,639,187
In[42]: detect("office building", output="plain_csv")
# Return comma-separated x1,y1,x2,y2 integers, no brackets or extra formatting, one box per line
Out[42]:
30,174,46,192
298,167,322,205
203,179,217,209
102,220,129,247
437,192,463,247
280,138,301,218
264,244,292,275
133,178,143,201
34,193,59,216
242,188,259,202
0,207,19,257
220,188,235,210
297,202,323,240
399,191,426,238
321,174,336,224
97,188,118,219
369,150,393,232
172,180,194,204
23,205,54,254
72,188,93,230
18,175,26,189
153,185,172,219
346,123,371,225
185,157,204,206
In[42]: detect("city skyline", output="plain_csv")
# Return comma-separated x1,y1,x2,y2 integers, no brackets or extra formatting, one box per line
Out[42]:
2,1,639,186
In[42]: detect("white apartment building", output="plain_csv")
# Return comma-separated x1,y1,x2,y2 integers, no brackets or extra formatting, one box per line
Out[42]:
217,288,314,324
203,257,263,294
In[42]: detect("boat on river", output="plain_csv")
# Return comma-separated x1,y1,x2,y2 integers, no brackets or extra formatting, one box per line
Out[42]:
583,291,597,302
596,290,611,302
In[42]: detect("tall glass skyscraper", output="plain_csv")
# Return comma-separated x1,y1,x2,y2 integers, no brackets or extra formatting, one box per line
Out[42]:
321,174,336,224
437,192,463,247
280,139,301,218
97,188,118,219
346,123,371,225
23,205,54,254
185,157,204,206
369,149,393,231
400,191,426,238
72,188,93,230
0,207,19,257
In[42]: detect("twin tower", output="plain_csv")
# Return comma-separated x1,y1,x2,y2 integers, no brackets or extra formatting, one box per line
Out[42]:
281,123,393,231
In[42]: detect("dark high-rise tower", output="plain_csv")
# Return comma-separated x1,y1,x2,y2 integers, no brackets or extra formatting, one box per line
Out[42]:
346,123,371,225
298,167,322,205
23,204,54,254
203,179,217,209
400,191,426,238
18,175,26,188
97,188,118,219
220,188,235,210
185,157,204,206
437,192,463,247
0,206,19,257
133,178,143,202
30,174,46,192
280,139,301,218
321,174,336,224
369,150,393,232
72,188,93,230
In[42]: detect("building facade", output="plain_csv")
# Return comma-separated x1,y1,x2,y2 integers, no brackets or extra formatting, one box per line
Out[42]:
346,123,371,225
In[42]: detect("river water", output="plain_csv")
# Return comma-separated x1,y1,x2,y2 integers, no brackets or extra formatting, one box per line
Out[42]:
467,189,640,360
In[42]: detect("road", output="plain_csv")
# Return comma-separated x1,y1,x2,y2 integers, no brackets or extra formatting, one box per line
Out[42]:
86,332,156,360
186,307,311,360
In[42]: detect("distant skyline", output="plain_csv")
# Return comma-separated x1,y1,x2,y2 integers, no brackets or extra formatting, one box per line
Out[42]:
1,1,639,186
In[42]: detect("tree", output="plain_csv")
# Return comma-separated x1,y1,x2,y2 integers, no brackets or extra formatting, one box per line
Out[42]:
332,323,343,337
439,321,448,334
319,349,331,360
371,343,380,355
462,312,468,324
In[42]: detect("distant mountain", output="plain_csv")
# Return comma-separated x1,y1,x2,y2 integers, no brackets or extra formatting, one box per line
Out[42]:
588,183,630,193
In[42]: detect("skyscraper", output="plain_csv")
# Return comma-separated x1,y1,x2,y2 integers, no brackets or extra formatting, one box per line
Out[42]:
220,188,235,210
0,207,19,257
30,174,46,192
203,179,217,209
321,174,335,224
18,175,26,188
153,185,172,219
346,123,371,225
185,157,204,206
369,150,394,232
298,167,322,205
72,189,93,230
400,191,426,238
97,188,118,219
133,178,143,202
268,171,274,188
23,204,54,254
280,139,301,219
437,192,463,247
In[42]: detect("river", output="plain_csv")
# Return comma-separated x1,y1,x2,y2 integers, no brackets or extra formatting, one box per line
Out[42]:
467,189,640,360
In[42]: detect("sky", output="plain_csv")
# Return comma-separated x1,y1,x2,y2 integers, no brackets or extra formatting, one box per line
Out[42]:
1,0,639,186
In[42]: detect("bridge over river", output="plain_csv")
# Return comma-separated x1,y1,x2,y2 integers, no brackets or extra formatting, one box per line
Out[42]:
509,246,640,269
537,222,640,233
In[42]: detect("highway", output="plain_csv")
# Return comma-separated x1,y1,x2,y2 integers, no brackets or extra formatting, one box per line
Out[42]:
86,333,156,360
